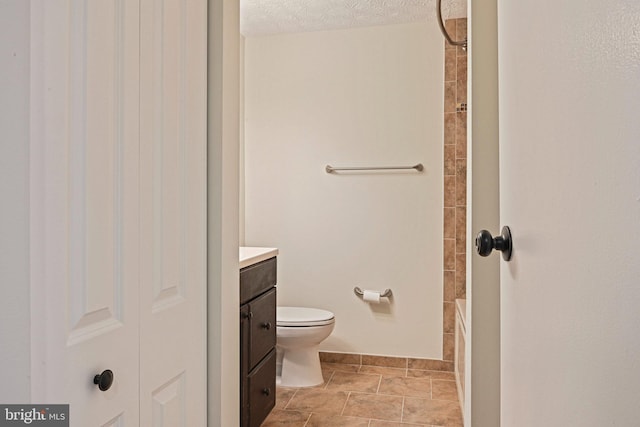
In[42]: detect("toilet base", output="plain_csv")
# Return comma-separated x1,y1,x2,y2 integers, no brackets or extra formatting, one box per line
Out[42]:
277,344,324,387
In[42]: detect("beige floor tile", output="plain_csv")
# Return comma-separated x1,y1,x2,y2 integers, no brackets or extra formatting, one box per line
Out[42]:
342,392,404,422
305,413,370,426
402,397,463,426
325,371,381,393
321,369,334,384
378,376,432,398
274,387,297,410
285,388,350,414
431,380,458,401
369,421,426,427
260,409,310,426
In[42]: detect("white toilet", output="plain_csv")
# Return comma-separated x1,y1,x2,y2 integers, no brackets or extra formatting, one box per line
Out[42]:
276,306,335,387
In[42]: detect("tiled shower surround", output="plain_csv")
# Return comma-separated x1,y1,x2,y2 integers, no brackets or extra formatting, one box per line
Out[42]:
442,18,467,363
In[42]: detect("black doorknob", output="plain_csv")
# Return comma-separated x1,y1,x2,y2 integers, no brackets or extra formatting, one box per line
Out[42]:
261,321,272,330
475,226,513,261
93,369,114,391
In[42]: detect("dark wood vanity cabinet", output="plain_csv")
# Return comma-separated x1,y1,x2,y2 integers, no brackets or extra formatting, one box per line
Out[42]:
240,257,277,427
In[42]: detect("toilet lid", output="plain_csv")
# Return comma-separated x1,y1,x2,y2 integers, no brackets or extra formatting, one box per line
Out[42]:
277,306,335,327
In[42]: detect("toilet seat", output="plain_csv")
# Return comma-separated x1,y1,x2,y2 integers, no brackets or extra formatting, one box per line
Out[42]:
277,306,335,327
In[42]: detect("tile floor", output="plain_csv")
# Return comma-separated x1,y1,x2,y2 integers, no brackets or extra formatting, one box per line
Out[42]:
261,361,463,427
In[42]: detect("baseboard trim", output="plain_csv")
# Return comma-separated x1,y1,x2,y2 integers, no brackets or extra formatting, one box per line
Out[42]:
319,351,454,372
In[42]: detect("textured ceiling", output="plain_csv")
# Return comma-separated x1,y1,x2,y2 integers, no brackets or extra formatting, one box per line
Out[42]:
240,0,467,36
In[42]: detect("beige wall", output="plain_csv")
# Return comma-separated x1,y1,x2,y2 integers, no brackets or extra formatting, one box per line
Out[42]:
243,22,445,358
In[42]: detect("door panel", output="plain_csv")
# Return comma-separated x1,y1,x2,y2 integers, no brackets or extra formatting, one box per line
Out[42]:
498,0,640,425
139,0,208,425
31,0,141,423
31,0,207,424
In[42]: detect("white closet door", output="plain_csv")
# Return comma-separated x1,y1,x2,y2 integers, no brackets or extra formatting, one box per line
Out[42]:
31,0,208,425
138,0,208,425
30,0,141,425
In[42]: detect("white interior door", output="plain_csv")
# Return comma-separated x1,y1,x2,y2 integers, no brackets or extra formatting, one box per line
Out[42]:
30,0,207,425
497,0,640,425
31,1,141,424
139,0,207,425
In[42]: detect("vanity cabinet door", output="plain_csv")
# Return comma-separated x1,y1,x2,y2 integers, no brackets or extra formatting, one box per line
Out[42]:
248,349,276,427
249,288,277,369
240,257,277,304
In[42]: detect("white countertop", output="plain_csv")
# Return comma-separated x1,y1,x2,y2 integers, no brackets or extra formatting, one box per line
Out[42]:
239,247,279,269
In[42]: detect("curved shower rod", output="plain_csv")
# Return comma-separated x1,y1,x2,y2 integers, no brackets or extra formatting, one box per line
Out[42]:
436,0,467,51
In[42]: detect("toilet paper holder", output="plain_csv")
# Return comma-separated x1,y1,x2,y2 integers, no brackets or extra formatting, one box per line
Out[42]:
353,287,392,298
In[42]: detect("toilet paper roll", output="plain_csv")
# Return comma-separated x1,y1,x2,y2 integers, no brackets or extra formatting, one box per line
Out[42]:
363,290,381,304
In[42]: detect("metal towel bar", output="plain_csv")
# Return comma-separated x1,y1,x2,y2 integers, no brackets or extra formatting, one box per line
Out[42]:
325,163,423,173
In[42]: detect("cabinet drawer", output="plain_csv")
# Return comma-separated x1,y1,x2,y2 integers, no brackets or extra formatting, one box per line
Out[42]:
249,288,277,368
240,257,277,304
248,349,276,427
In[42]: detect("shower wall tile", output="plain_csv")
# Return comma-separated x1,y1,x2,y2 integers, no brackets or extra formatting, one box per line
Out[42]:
455,271,466,300
456,79,467,104
445,49,457,81
443,302,455,334
456,19,468,52
445,113,456,145
455,158,467,206
456,19,468,58
443,18,467,367
444,176,455,207
445,19,457,50
444,208,455,239
457,55,468,83
444,271,456,302
456,207,466,250
443,333,455,362
456,254,466,276
444,145,456,176
456,112,467,158
445,82,457,113
444,239,456,271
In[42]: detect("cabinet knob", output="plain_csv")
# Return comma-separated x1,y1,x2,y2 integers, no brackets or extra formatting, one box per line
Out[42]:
262,388,271,396
261,321,272,330
93,369,114,391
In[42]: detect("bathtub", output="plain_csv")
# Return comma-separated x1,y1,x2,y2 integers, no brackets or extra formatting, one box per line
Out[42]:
455,298,466,418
